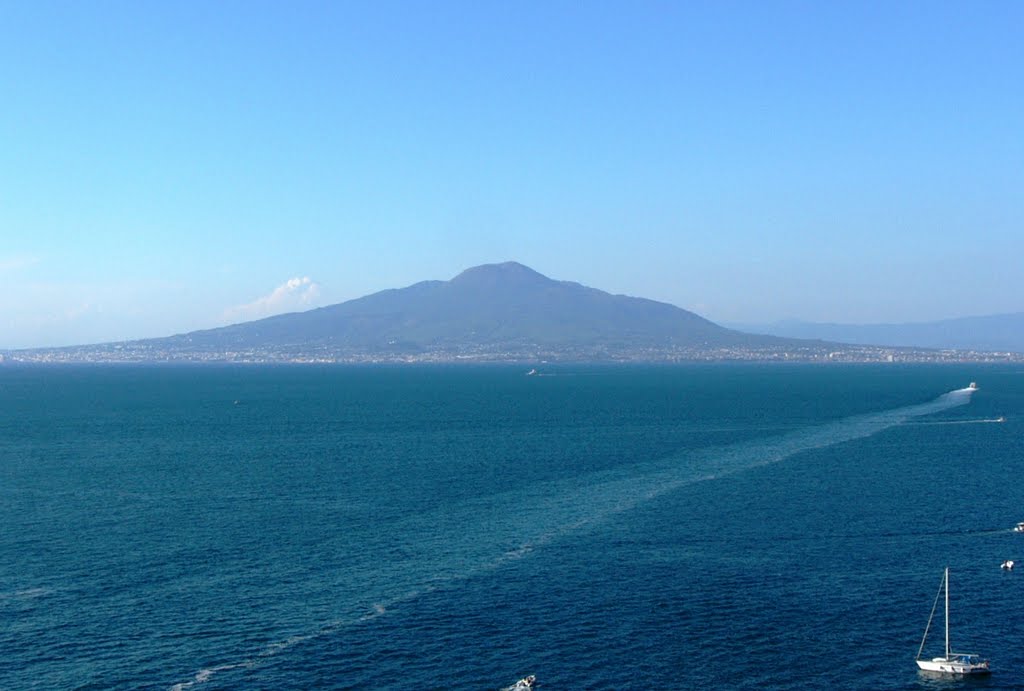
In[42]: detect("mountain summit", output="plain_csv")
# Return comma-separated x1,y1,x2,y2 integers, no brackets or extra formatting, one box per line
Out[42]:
145,261,786,360
450,261,550,287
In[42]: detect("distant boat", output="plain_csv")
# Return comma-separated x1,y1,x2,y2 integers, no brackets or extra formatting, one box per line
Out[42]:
1014,522,1024,533
526,369,537,376
968,382,978,390
509,675,536,689
915,568,990,675
1001,560,1014,570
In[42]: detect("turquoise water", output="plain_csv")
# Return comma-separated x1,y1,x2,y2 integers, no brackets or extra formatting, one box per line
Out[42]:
2,364,1022,689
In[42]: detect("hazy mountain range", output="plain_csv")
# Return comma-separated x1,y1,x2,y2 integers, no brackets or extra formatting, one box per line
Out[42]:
4,262,1021,363
729,314,1024,354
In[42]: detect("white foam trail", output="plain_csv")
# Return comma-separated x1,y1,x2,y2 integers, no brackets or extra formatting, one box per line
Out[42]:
0,587,51,600
168,387,971,689
447,387,976,572
170,662,253,691
907,418,1005,426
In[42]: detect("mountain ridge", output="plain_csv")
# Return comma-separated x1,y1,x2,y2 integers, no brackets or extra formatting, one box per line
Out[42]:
5,262,1020,363
149,261,771,354
731,313,1024,354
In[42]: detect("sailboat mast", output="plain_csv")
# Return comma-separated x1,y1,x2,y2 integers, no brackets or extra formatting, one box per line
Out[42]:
944,567,950,659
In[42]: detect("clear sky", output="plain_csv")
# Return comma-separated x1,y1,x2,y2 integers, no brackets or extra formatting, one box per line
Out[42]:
2,1,1022,348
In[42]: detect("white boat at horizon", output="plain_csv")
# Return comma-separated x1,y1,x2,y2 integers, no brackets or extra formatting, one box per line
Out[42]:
915,568,990,675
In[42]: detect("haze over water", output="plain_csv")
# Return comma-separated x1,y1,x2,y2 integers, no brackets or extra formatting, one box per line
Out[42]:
2,364,1023,689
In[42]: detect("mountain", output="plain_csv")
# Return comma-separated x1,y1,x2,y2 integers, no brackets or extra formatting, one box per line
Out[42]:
144,262,787,359
730,313,1024,354
15,262,1014,364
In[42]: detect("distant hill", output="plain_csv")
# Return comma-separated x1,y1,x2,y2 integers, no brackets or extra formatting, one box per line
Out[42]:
15,262,1017,364
730,313,1024,354
142,262,794,359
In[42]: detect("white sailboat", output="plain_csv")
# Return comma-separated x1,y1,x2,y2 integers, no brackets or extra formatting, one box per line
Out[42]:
915,568,990,675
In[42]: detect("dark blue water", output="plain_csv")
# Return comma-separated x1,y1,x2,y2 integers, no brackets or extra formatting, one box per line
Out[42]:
2,364,1023,689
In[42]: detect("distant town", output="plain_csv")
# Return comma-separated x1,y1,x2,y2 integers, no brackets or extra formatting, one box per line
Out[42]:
3,341,1022,365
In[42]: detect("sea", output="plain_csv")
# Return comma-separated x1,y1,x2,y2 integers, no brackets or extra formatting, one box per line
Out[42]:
2,363,1023,690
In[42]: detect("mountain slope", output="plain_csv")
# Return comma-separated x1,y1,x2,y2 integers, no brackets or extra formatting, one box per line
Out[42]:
149,262,785,355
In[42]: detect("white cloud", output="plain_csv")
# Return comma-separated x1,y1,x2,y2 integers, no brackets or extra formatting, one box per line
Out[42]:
223,277,322,323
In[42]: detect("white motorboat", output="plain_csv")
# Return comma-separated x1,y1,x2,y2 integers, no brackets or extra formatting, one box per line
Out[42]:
967,382,978,390
915,568,990,675
1014,522,1024,532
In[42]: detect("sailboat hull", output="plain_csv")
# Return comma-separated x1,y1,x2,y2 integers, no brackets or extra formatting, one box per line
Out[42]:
916,658,991,675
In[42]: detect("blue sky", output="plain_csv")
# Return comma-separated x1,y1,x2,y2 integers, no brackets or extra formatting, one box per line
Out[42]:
2,2,1022,348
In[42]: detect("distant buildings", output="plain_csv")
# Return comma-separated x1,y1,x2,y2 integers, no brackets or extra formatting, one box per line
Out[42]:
2,341,1021,365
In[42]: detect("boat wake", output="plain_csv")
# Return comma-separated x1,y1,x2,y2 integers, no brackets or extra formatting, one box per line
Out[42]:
905,416,1005,426
167,387,973,689
0,587,51,600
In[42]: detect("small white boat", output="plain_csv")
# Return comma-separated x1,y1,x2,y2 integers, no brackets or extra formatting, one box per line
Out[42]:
1001,560,1014,570
967,382,978,390
511,675,536,689
526,369,537,376
915,568,990,675
1014,522,1024,533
